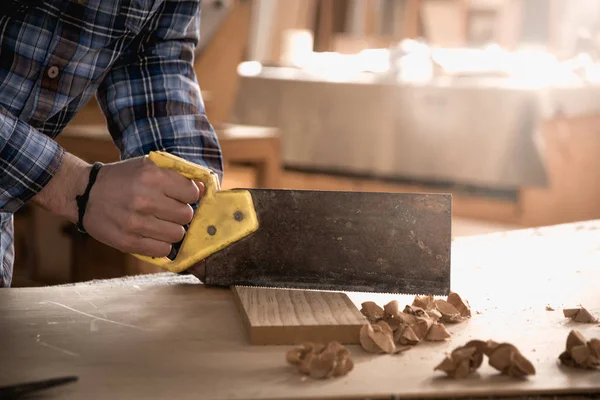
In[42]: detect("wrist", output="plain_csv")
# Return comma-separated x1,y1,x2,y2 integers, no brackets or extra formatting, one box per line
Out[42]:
32,152,92,223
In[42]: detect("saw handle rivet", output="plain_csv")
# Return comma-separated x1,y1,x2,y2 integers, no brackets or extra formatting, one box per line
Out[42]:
207,226,217,236
233,211,244,221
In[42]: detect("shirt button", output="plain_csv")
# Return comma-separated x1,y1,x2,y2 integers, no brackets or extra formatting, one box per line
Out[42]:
47,66,60,79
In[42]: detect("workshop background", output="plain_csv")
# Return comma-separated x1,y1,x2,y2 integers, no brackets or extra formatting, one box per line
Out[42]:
11,0,600,287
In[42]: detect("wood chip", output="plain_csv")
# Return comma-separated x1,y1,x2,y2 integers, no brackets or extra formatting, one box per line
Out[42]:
403,304,427,317
286,341,353,379
487,343,536,378
433,300,464,323
563,307,597,323
384,316,402,332
447,291,472,318
395,325,420,345
426,309,443,322
395,311,418,326
465,340,491,358
566,329,587,352
360,301,384,323
545,305,555,311
559,330,600,369
413,316,434,340
425,322,451,341
434,344,483,379
360,321,396,354
286,342,323,365
383,300,401,318
413,295,435,309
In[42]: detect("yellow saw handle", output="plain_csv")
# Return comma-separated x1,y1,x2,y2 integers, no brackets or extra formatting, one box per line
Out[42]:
132,151,259,273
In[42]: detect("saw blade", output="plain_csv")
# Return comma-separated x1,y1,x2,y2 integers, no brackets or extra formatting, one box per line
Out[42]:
196,189,451,295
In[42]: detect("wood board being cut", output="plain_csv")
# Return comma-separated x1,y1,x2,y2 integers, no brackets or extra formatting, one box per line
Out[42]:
231,285,368,345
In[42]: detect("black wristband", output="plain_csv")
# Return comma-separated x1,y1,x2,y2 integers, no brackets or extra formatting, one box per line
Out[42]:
75,162,103,234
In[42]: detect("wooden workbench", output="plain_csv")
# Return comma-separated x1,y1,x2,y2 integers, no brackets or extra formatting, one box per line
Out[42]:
1,220,600,399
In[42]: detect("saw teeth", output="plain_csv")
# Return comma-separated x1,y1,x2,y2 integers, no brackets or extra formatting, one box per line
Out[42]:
231,285,441,297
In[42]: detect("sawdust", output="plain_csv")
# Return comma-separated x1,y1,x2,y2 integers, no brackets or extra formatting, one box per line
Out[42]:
563,306,597,323
559,330,600,369
435,339,535,379
287,341,354,379
545,305,555,311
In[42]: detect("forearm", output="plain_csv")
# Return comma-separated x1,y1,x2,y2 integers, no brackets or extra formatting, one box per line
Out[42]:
0,105,92,220
31,152,91,223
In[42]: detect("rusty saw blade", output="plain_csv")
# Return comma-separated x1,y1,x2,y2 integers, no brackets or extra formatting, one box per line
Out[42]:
187,189,451,295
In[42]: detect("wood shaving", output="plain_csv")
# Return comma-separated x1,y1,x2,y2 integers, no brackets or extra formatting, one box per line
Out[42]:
403,304,427,317
395,325,420,345
465,340,492,357
412,292,472,323
426,322,451,341
559,330,600,369
436,339,535,380
545,305,555,311
434,343,484,379
447,291,472,318
384,299,452,345
433,300,464,323
487,342,536,378
563,307,598,323
360,301,384,323
383,300,401,318
358,296,466,354
412,295,435,309
286,341,353,379
414,316,434,340
360,321,396,354
394,311,418,326
426,309,443,322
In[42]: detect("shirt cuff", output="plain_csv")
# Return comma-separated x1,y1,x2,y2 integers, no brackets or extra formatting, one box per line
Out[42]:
0,112,65,213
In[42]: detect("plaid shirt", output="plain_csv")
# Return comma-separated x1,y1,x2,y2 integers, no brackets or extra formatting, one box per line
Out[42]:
0,0,223,287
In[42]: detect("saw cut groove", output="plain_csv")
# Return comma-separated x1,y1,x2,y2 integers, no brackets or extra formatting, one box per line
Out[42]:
232,286,368,345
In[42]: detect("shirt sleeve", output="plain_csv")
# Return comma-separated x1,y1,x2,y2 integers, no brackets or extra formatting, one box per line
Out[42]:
95,0,223,181
0,105,65,213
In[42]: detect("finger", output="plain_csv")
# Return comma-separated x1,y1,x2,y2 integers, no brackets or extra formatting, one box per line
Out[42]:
123,236,173,258
151,197,194,225
129,215,186,244
161,170,200,204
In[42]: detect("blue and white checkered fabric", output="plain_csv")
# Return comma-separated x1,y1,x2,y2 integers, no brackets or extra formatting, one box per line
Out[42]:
0,0,223,287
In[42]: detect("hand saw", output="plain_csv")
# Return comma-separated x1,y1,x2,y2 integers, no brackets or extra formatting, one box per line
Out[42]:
133,151,452,295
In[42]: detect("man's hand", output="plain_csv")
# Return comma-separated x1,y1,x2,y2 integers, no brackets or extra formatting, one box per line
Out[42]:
32,152,202,258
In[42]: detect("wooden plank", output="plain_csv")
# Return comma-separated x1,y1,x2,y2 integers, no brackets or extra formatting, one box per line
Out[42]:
2,218,600,400
231,286,367,345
